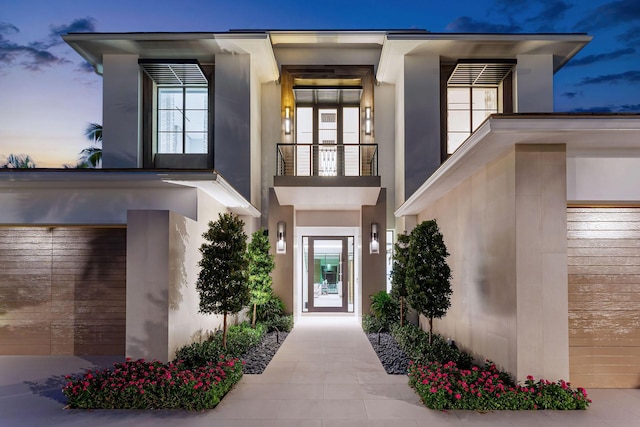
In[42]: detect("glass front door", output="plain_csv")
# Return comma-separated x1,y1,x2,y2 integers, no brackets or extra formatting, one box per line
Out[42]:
303,236,353,312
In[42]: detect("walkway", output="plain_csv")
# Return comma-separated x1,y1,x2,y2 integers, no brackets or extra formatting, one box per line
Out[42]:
0,315,639,426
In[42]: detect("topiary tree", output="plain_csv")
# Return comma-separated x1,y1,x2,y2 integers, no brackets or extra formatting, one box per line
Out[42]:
196,213,250,348
247,229,275,328
406,219,452,344
390,232,410,326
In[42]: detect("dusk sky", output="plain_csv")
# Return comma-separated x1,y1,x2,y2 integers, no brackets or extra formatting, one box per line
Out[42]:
1,0,639,167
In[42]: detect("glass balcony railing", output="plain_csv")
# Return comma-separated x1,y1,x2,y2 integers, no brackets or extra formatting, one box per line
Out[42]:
276,143,378,177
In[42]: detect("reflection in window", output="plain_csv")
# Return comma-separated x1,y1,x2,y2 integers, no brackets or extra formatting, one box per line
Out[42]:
158,87,208,154
447,87,498,154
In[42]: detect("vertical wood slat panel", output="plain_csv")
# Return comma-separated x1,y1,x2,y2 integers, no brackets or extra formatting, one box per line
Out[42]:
0,227,126,356
568,207,640,389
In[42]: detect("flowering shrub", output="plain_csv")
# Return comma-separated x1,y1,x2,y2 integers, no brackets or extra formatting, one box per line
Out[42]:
409,360,591,410
63,356,243,410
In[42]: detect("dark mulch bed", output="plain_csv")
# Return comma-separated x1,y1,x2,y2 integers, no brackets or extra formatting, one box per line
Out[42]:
241,330,289,374
366,331,410,375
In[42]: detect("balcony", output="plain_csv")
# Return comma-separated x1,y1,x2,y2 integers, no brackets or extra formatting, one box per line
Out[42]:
274,143,380,210
276,143,378,177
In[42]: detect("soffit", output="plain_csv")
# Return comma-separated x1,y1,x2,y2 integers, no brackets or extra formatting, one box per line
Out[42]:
396,115,640,216
62,32,279,82
0,169,259,217
274,186,381,210
274,176,381,210
377,34,591,83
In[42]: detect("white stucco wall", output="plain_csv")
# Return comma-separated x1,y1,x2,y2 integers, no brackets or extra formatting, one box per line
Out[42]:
214,53,252,200
403,53,441,202
102,54,141,168
568,155,640,202
515,54,554,113
416,145,569,382
394,64,406,233
167,189,231,359
0,187,197,224
375,83,396,231
127,189,247,362
260,82,281,227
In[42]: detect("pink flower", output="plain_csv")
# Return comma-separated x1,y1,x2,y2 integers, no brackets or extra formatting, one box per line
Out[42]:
455,393,461,400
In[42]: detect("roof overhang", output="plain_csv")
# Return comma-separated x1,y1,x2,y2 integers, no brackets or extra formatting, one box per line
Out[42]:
377,33,592,83
0,169,260,217
274,176,381,210
62,32,279,83
268,30,387,47
395,114,640,216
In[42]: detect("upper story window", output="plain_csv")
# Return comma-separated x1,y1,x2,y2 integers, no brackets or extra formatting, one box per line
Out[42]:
445,60,514,155
157,87,208,154
139,60,210,163
447,87,498,154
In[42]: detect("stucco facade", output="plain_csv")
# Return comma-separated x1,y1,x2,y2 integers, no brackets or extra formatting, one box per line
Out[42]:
1,29,639,387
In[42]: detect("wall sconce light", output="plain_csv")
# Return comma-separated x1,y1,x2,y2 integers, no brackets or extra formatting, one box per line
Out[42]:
284,107,291,135
365,106,372,135
369,222,379,254
276,221,286,254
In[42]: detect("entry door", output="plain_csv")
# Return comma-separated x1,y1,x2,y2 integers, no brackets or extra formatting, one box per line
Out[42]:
307,237,348,312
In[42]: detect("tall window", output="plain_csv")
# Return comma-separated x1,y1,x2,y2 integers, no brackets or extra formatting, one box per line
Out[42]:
447,87,498,154
158,87,208,154
294,105,360,176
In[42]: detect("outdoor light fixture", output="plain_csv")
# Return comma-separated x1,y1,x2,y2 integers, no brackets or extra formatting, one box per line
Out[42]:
284,106,291,135
369,222,379,254
276,221,286,254
365,107,372,135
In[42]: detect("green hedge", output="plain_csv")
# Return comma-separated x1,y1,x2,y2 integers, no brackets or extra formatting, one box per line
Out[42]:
174,322,266,369
391,323,473,369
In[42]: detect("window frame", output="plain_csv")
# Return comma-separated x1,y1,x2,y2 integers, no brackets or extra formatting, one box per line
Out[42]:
156,85,209,155
446,85,499,155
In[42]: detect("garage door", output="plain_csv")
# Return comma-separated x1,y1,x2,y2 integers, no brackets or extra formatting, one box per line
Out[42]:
0,227,126,355
568,207,640,388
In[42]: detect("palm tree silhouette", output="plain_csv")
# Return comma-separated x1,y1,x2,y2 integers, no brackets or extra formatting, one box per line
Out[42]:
1,153,36,168
79,122,102,168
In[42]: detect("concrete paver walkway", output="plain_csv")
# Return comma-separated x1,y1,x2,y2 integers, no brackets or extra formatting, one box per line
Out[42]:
1,315,639,426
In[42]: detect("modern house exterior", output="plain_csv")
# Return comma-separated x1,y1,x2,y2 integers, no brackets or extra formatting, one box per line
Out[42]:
0,29,639,389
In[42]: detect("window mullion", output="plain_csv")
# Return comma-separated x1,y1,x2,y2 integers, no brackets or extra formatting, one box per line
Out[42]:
182,87,187,153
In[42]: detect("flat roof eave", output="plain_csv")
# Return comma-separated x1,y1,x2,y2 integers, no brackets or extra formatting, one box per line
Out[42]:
396,114,640,217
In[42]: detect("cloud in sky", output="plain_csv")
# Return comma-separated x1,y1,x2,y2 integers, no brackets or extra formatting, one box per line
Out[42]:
574,0,640,31
562,91,583,99
570,106,614,112
566,48,636,67
525,0,573,31
578,70,640,85
76,61,96,74
0,17,96,71
570,103,640,113
446,16,521,33
618,27,640,44
0,22,19,35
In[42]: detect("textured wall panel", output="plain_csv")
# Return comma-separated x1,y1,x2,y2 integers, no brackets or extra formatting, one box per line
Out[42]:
0,227,126,355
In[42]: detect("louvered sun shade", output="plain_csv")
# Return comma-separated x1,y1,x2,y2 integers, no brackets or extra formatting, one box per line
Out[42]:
139,59,208,85
293,87,363,104
447,61,515,86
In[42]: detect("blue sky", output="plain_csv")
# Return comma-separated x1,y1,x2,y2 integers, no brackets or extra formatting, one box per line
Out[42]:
0,0,638,167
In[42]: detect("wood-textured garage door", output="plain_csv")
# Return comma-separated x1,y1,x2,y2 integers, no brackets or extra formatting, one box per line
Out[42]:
568,207,640,388
0,227,126,355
